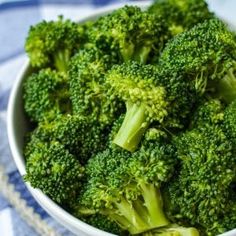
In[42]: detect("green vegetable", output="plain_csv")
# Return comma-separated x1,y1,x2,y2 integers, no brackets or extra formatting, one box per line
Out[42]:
25,16,85,72
164,101,236,235
23,68,71,122
78,134,176,234
149,0,213,36
24,141,84,205
106,61,194,152
88,5,170,64
29,114,108,163
69,47,124,127
159,19,236,101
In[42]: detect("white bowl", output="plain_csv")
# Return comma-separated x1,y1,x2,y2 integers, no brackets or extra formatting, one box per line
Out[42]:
7,2,236,236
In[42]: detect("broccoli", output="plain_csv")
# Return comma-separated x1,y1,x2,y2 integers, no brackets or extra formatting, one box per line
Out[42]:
25,16,85,72
69,47,124,127
190,98,225,129
30,114,108,163
24,140,84,205
148,0,213,37
164,123,236,235
23,68,71,122
106,61,195,152
159,19,236,101
88,5,170,64
77,134,176,235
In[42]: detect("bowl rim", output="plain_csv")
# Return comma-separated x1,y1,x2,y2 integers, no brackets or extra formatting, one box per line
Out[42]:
7,2,151,236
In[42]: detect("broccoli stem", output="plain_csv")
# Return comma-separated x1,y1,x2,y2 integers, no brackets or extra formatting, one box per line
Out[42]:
139,182,169,228
216,66,236,104
133,45,152,64
109,184,169,235
113,102,149,152
120,42,135,62
54,48,71,72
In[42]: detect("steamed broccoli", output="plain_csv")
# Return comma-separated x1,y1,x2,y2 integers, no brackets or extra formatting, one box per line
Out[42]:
69,47,124,127
164,117,236,235
190,98,225,129
106,61,195,152
88,5,170,64
77,134,176,235
159,19,236,101
23,68,71,122
148,0,213,36
24,140,84,205
25,16,85,72
30,114,108,163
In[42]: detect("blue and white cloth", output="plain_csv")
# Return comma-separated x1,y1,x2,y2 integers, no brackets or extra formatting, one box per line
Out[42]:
0,0,236,235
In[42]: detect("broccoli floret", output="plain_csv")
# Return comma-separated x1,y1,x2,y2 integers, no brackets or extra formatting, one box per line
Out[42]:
159,19,236,101
24,140,84,205
31,114,108,163
148,0,213,36
106,61,195,152
23,68,71,122
88,5,169,64
77,135,176,235
25,16,85,72
223,99,236,145
164,124,236,235
69,47,124,127
190,98,225,128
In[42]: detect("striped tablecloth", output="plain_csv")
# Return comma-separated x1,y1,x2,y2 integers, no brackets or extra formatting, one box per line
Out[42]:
0,0,236,235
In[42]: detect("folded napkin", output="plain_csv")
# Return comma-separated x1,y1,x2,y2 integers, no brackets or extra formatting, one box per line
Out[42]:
0,0,235,235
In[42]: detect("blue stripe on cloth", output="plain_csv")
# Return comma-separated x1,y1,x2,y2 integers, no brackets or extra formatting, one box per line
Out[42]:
8,170,49,219
0,194,11,211
0,89,10,111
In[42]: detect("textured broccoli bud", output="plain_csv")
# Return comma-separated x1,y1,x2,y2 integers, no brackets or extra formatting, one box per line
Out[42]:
78,135,176,235
106,61,193,152
164,124,236,235
24,141,84,205
23,68,71,122
190,98,225,129
25,16,85,72
31,114,109,163
148,0,213,37
159,18,236,100
88,5,170,64
69,47,124,127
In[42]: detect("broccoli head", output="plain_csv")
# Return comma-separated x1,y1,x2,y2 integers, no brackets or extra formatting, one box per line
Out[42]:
106,61,195,152
164,124,236,235
190,98,225,129
77,135,176,235
88,5,170,64
148,0,213,36
25,16,85,72
23,68,71,122
159,18,236,101
30,114,108,163
24,140,84,205
69,47,124,127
